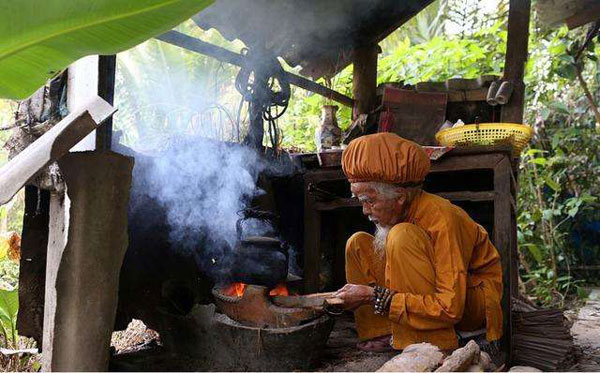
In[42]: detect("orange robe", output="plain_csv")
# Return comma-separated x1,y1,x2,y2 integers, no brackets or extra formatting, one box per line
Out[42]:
346,190,503,350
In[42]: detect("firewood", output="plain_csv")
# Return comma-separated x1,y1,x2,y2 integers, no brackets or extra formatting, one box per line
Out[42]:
271,292,343,309
479,351,496,371
435,340,480,372
377,343,444,372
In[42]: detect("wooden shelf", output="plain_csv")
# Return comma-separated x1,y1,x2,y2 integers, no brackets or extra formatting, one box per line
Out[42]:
312,191,498,211
436,191,496,202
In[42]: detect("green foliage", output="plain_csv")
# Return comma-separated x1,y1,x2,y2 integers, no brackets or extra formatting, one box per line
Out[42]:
0,288,18,346
0,0,213,99
381,0,448,47
517,22,600,306
376,22,506,85
0,283,37,372
0,100,24,238
114,22,245,150
518,131,599,306
279,20,507,150
0,260,19,291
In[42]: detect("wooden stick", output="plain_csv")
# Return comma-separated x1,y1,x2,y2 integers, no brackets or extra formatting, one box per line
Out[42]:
271,292,343,309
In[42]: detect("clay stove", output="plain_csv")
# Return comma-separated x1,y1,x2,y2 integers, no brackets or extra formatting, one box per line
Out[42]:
212,283,322,328
205,281,334,371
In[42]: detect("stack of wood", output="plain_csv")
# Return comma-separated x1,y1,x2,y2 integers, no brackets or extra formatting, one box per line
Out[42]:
512,298,575,371
377,340,497,372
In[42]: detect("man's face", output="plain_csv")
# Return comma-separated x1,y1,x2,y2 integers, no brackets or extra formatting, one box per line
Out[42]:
350,183,406,228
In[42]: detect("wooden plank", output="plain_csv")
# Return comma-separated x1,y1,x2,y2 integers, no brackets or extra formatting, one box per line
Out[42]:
95,55,116,151
501,0,532,123
437,191,496,201
271,292,343,308
444,145,514,157
0,96,115,205
430,153,504,173
156,31,355,108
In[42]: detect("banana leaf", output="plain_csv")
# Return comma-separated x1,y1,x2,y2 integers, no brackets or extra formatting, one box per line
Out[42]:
0,288,18,344
0,0,213,100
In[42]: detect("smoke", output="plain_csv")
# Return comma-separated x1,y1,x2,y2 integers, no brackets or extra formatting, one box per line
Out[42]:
128,136,267,259
114,33,300,279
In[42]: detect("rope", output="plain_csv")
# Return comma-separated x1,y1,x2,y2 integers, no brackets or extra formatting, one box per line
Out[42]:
235,47,290,151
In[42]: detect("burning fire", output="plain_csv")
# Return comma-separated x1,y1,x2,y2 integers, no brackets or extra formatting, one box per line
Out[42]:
222,282,247,297
221,282,289,297
269,283,289,296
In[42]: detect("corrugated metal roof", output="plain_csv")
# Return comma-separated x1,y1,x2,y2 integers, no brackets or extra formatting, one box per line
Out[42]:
192,0,433,79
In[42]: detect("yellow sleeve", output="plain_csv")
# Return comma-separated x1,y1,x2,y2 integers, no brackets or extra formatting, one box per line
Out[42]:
388,219,468,330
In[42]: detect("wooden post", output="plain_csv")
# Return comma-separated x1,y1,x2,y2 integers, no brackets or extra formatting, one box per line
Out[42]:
245,99,265,149
16,186,51,347
42,152,133,371
501,0,531,123
352,44,379,119
96,55,116,150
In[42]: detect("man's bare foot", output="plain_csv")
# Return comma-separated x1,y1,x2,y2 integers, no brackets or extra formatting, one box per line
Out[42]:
357,334,393,353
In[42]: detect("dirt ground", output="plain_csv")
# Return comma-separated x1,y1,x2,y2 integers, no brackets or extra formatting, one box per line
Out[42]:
110,290,600,372
569,288,600,371
313,313,396,371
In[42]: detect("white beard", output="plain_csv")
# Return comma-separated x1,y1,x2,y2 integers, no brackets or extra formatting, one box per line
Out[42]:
373,224,390,260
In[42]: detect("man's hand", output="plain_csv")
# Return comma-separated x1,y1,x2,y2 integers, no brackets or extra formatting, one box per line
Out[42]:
334,284,374,311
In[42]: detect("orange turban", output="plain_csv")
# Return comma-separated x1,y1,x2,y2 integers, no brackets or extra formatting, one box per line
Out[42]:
342,133,430,185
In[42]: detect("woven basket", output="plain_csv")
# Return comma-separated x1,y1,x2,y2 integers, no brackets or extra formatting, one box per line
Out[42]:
435,123,533,155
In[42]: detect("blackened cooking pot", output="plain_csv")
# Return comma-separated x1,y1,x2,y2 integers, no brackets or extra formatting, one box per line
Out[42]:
230,210,288,287
231,236,288,287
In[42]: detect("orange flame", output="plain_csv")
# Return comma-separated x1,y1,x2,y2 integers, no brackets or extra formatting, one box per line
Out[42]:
269,283,289,296
223,282,247,297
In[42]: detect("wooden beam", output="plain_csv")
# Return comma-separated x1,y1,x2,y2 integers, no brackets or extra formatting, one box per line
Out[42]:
286,73,354,108
155,31,354,108
566,4,600,29
501,0,532,123
96,55,116,151
0,97,115,205
352,44,379,118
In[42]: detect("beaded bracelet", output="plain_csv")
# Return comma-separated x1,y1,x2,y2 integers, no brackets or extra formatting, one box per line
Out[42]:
373,285,396,315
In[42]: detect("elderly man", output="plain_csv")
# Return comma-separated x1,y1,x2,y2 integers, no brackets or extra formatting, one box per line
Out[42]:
334,133,503,352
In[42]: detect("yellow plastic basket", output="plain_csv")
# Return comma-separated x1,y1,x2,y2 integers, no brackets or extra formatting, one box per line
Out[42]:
435,123,533,155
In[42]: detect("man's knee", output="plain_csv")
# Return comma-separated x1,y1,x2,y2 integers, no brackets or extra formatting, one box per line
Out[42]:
346,231,374,257
387,223,431,256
